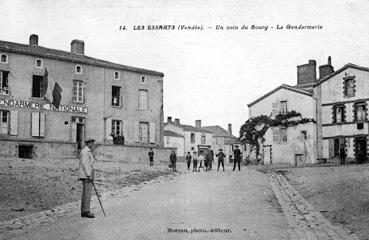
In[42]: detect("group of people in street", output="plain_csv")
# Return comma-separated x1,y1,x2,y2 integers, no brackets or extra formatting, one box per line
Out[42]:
79,137,244,219
184,145,242,172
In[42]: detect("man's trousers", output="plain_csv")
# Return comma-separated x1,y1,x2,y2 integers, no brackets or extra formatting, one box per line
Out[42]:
81,179,93,214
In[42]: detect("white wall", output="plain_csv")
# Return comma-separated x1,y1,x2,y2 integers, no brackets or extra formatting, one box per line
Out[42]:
249,88,317,164
164,136,185,156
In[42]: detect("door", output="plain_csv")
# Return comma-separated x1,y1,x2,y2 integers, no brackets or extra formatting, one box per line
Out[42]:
76,123,84,150
263,145,272,164
355,137,367,164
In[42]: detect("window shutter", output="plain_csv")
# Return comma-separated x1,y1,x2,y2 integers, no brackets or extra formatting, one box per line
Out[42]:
149,122,156,143
134,122,140,142
273,127,279,143
10,111,18,136
31,112,40,136
123,120,128,139
105,117,112,139
39,112,46,137
71,122,77,142
328,139,334,157
272,102,279,117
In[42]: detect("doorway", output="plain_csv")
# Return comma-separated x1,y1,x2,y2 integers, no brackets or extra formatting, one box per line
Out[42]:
355,137,367,164
263,145,272,164
76,123,84,150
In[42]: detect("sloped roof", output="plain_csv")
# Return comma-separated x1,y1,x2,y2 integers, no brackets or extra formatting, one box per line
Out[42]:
247,84,313,107
314,63,369,87
0,40,164,77
164,123,213,133
164,130,184,138
202,125,236,138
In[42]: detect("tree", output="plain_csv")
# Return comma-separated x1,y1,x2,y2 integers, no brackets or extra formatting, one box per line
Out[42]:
239,111,315,163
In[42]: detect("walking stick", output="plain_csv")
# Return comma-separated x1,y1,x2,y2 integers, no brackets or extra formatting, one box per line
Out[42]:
91,180,107,217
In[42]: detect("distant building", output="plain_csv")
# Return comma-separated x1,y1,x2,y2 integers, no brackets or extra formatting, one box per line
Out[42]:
202,124,238,163
164,130,184,156
164,117,213,155
314,62,369,164
0,34,164,159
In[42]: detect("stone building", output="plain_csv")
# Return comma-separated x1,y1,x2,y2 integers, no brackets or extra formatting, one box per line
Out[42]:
202,124,238,163
314,62,369,164
0,34,165,159
248,84,317,165
164,130,184,156
164,117,213,155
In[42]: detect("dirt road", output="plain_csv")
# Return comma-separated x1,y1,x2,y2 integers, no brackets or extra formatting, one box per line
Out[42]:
5,166,290,240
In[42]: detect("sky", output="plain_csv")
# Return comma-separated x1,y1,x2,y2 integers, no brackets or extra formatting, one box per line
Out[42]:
1,0,369,137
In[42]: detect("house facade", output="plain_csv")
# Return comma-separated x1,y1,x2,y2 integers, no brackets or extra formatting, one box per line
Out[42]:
248,85,317,165
164,117,213,155
315,63,369,163
0,34,165,159
202,124,238,163
164,130,185,156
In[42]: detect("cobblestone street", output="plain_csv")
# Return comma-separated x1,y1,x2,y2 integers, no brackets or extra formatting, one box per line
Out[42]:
0,165,359,240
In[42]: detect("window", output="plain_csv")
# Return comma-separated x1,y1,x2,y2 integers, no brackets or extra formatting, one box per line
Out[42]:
273,127,279,143
190,133,195,143
280,101,287,114
280,127,287,142
32,75,43,98
112,86,121,107
0,54,8,63
111,120,122,136
0,71,9,95
344,78,355,97
114,71,120,80
0,110,9,135
75,65,82,74
35,59,43,68
141,75,146,84
31,112,45,137
355,103,366,122
138,89,148,109
301,131,307,141
139,122,149,143
333,105,344,123
72,81,83,103
201,134,206,144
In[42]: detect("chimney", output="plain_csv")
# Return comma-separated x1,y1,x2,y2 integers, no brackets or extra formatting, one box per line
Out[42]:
29,34,38,46
195,120,201,128
174,118,180,124
319,56,334,80
297,60,317,85
71,39,85,55
228,123,232,135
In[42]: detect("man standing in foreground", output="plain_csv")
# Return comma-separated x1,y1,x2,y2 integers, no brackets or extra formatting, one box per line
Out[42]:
233,145,242,171
79,138,96,218
216,149,226,171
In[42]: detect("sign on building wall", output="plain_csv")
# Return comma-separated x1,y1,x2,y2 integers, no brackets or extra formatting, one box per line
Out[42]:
0,98,88,114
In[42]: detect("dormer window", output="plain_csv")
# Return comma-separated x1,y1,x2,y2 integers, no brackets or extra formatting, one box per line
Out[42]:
35,59,43,68
141,75,146,84
114,71,120,80
0,54,8,64
75,65,83,74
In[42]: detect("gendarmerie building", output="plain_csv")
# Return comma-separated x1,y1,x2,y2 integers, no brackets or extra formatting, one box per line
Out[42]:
0,34,164,159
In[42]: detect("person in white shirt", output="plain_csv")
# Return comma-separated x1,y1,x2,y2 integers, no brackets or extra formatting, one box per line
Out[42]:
79,138,96,218
197,151,205,172
192,151,198,172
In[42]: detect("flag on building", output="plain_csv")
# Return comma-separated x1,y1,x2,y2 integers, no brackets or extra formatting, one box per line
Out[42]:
41,68,50,102
52,82,63,108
